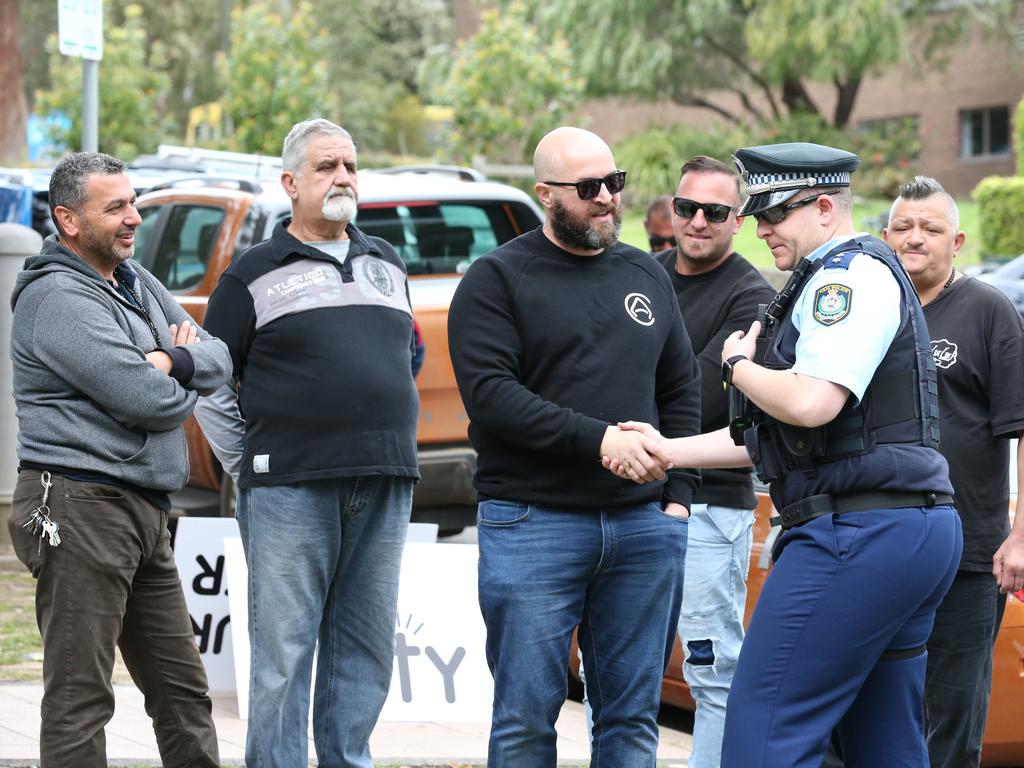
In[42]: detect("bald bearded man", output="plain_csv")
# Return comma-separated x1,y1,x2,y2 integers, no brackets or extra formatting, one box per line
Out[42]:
448,127,701,767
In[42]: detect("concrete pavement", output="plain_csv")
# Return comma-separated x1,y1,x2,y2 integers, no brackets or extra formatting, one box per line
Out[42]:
0,682,693,766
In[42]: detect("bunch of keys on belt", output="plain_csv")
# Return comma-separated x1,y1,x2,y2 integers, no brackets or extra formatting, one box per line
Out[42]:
22,471,61,553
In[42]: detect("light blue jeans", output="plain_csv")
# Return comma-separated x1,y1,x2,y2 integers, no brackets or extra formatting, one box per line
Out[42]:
477,499,687,768
680,503,754,768
236,476,413,768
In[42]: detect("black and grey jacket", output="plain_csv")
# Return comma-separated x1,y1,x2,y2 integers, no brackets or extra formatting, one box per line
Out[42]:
10,236,232,492
197,220,420,489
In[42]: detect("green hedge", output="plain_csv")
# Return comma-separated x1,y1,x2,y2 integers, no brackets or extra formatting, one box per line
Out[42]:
973,175,1024,259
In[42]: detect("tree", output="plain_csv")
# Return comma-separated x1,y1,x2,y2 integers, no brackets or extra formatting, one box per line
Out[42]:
443,2,584,164
0,0,28,163
522,0,1010,129
217,1,329,155
316,0,451,153
34,3,173,158
106,0,229,137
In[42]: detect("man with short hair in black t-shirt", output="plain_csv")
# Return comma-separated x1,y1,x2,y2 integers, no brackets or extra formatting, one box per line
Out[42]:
659,155,775,768
884,176,1024,768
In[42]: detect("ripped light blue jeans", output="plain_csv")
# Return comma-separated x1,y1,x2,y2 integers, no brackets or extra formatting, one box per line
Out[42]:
679,503,754,768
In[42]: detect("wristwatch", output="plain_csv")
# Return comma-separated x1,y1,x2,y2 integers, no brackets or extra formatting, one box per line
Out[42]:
721,354,748,387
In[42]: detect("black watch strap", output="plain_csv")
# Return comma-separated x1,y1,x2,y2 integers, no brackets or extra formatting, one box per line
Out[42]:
722,354,748,386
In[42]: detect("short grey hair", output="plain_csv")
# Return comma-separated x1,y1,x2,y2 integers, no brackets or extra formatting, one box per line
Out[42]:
889,175,959,231
281,119,354,175
49,152,126,233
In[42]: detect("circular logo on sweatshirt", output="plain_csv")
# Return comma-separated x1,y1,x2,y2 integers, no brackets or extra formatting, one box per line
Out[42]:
624,293,654,326
357,259,395,298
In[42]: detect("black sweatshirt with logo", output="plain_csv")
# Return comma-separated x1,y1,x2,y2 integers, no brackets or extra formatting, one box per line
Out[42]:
448,228,701,510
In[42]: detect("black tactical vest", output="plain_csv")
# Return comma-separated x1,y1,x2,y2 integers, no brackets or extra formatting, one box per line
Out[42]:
744,236,945,508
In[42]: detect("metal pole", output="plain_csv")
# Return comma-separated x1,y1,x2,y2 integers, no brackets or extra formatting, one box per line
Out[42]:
82,58,99,152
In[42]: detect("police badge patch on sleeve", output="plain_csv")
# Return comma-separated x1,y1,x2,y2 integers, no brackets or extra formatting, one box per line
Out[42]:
813,283,852,325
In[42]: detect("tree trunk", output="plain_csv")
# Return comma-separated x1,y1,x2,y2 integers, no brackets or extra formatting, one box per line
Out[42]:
780,77,820,120
832,77,862,130
0,0,28,164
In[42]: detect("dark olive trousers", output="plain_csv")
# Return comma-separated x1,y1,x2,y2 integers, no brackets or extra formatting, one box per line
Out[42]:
8,470,220,768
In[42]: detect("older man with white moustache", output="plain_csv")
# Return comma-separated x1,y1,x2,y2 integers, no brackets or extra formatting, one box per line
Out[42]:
196,118,421,768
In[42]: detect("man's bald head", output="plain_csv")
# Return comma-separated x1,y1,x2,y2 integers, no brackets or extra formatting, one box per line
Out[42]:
533,127,614,182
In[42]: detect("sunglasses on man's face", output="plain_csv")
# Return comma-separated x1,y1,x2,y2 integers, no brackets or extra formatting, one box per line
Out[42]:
543,170,627,200
753,193,827,225
672,197,736,224
648,235,677,249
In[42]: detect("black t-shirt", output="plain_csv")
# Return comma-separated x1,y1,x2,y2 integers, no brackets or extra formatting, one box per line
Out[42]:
924,276,1024,570
658,249,776,508
449,228,702,510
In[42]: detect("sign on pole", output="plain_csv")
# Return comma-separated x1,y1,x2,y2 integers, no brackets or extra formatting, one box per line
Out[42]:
58,0,104,61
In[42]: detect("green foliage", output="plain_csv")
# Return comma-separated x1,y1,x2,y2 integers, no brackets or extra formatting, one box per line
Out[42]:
34,4,174,158
444,2,584,164
1015,97,1024,176
318,0,451,153
615,124,747,205
973,176,1024,259
517,0,1011,129
616,111,922,206
216,2,329,156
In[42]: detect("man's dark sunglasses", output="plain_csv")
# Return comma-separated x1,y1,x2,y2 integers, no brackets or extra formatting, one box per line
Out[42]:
543,170,627,200
753,193,827,225
649,235,677,249
672,197,736,224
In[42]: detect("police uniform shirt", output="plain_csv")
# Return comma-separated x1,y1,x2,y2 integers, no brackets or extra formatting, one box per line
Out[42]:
789,235,901,401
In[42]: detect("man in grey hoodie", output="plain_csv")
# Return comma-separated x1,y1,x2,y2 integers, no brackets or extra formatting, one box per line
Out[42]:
6,152,231,767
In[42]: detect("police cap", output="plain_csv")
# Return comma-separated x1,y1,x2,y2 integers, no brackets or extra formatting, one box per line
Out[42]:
734,142,860,217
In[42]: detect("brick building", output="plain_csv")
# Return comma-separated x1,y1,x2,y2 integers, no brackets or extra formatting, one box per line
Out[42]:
453,1,1024,196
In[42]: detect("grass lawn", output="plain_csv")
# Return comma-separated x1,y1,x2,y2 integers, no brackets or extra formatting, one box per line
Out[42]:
620,197,982,271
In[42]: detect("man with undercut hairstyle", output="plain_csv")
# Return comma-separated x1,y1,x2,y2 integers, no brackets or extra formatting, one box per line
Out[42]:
448,126,701,767
884,176,1024,768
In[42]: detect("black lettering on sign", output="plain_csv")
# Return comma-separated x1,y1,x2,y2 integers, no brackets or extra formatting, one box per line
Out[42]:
192,554,226,595
191,613,231,654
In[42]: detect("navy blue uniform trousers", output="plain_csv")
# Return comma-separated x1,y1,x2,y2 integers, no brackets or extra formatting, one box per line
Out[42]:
721,505,962,768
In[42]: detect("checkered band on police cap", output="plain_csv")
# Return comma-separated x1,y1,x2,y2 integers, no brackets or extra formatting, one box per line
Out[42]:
733,142,860,217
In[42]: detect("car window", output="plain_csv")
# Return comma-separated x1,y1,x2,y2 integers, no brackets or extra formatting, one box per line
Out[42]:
131,206,162,263
356,201,531,275
150,205,225,291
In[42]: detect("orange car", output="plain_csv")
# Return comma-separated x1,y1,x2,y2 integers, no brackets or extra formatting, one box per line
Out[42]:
571,490,1024,766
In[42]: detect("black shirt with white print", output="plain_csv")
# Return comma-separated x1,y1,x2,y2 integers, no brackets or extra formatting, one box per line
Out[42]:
924,275,1024,571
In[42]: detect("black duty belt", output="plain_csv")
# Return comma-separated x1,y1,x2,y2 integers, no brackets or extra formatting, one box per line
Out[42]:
772,490,954,530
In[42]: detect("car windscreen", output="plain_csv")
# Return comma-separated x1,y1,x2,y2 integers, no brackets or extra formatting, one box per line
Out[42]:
355,200,538,275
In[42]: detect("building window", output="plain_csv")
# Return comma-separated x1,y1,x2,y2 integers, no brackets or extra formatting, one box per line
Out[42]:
960,107,1010,159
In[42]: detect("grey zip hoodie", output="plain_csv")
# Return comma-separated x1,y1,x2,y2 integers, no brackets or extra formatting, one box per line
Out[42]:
10,236,231,492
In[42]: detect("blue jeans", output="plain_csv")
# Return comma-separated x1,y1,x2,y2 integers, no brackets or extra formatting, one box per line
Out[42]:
925,570,1007,768
680,503,754,768
723,505,962,768
477,499,688,768
236,476,413,768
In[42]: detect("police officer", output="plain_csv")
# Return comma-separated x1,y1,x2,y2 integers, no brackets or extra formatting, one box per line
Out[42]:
606,142,963,768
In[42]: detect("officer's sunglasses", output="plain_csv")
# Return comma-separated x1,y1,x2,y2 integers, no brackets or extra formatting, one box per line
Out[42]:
753,193,827,225
672,197,737,224
543,170,627,200
649,235,677,249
